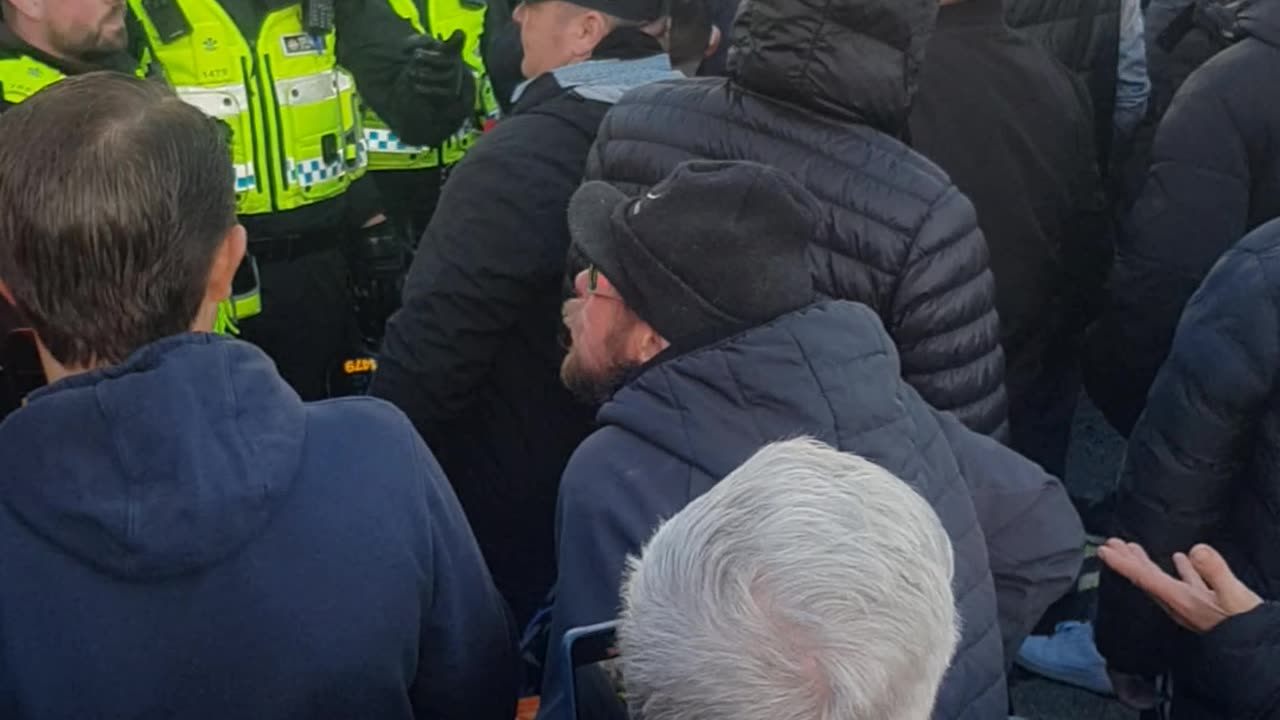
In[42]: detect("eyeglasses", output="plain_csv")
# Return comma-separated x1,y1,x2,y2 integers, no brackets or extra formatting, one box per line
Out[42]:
586,265,621,301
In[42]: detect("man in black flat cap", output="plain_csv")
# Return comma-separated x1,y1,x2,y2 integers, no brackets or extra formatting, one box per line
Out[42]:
541,159,1085,720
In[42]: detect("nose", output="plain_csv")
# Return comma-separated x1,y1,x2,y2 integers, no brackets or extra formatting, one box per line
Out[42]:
513,3,527,24
573,269,590,297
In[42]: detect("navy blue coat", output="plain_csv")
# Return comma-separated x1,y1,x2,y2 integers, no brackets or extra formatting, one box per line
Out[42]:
1097,218,1280,719
543,302,1083,720
0,334,516,720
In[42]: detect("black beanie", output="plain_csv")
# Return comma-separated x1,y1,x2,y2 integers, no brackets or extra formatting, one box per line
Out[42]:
568,160,819,347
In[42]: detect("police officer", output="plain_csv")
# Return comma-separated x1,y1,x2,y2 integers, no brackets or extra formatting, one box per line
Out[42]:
121,0,477,399
348,0,498,345
361,0,499,243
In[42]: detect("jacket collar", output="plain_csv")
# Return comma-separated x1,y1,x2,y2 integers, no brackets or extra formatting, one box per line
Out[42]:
512,53,682,108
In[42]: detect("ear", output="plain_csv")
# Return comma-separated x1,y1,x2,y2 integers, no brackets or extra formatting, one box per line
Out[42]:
631,320,671,365
705,25,722,58
206,224,248,305
0,279,15,308
8,0,44,21
576,10,613,56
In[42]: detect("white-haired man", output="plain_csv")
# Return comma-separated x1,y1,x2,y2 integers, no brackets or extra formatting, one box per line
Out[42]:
620,438,960,720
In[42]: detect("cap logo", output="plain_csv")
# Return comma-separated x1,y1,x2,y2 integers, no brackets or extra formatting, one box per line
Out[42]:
634,189,663,216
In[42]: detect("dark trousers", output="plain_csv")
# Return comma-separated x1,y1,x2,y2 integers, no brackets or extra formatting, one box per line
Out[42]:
1008,332,1083,480
238,248,363,401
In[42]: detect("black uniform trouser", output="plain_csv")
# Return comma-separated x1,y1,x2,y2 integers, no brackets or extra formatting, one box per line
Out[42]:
238,247,363,401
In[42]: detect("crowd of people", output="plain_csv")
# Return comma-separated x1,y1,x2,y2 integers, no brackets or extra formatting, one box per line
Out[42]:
0,0,1276,718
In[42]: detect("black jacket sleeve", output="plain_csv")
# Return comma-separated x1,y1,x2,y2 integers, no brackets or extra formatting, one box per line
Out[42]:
941,414,1084,667
336,0,473,147
1096,241,1280,676
1083,67,1252,436
371,112,589,439
893,185,1011,440
1196,602,1280,720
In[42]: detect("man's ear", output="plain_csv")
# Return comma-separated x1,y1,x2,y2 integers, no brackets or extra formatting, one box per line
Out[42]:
632,321,671,365
0,279,15,308
705,25,721,58
207,224,248,304
577,10,613,56
7,0,45,21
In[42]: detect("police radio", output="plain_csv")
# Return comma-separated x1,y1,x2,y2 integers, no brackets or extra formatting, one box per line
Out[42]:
304,0,336,36
141,0,192,42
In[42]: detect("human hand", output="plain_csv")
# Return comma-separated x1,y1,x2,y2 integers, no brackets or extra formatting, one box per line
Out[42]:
1098,539,1262,633
400,30,468,101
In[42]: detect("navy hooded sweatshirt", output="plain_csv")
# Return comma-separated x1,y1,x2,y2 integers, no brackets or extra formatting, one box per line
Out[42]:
541,302,1083,720
0,334,517,719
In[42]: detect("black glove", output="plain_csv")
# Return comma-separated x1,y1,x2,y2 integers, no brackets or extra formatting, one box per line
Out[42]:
400,30,469,103
391,30,477,147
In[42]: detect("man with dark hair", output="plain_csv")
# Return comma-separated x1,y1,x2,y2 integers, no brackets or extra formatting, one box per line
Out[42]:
543,160,1084,720
372,0,680,628
0,72,516,720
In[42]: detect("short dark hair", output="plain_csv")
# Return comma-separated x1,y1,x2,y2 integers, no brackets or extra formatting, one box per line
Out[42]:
668,0,712,70
0,72,235,367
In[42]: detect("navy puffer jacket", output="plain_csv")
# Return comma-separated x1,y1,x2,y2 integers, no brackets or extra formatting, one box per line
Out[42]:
584,0,1010,439
544,302,1082,720
1098,218,1280,718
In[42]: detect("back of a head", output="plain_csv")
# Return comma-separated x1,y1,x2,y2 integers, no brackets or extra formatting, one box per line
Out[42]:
669,0,713,73
619,438,959,720
727,0,937,135
0,72,235,368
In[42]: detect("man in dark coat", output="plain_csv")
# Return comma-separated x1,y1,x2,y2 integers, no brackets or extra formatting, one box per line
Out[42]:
1096,217,1280,718
1083,0,1280,436
542,160,1084,720
586,0,1011,439
910,0,1107,477
1003,0,1123,170
370,0,681,626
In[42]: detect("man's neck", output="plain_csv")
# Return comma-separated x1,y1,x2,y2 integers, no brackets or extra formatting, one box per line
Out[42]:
36,342,103,386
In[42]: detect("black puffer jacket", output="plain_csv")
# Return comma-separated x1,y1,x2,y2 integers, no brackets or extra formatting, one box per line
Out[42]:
586,0,1010,438
1096,218,1280,718
1083,0,1280,435
1004,0,1121,168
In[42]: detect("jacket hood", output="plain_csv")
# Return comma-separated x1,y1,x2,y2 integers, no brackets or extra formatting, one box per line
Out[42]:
0,334,306,580
599,301,905,476
1241,0,1280,46
726,0,937,135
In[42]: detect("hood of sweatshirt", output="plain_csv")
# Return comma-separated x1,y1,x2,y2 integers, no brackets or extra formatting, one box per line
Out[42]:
0,334,306,580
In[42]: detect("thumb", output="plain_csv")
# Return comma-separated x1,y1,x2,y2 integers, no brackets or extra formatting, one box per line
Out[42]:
1190,544,1262,614
440,29,466,55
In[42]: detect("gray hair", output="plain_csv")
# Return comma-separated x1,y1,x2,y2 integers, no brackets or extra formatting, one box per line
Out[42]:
618,438,959,720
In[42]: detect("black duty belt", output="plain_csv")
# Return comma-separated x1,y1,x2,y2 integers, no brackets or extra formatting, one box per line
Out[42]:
248,229,344,264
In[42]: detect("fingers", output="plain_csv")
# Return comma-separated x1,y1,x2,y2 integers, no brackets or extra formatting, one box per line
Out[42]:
1190,544,1264,616
401,33,439,53
1188,544,1233,589
1173,552,1210,593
